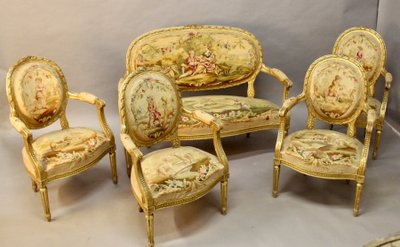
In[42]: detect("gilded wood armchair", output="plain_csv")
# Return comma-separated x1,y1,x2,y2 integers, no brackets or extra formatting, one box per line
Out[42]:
119,71,229,247
333,26,392,159
273,55,375,216
6,56,117,221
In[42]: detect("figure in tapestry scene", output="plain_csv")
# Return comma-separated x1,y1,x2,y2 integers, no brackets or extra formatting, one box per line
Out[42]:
180,47,219,78
147,96,162,127
25,69,62,123
314,72,356,118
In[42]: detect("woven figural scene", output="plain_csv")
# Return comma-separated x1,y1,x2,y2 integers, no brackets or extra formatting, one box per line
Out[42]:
125,25,293,141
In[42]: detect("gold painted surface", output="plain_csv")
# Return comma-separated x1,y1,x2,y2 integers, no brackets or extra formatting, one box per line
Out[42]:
22,128,111,180
126,25,293,141
281,129,363,175
119,71,229,246
6,56,117,221
333,27,391,159
273,54,375,216
127,26,261,91
178,95,279,138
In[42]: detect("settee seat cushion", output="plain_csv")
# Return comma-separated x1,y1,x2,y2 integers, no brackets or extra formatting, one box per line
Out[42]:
178,95,280,138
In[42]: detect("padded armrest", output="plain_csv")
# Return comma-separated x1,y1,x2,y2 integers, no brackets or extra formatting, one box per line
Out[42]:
261,64,293,89
68,91,105,107
192,110,223,131
120,133,143,160
279,93,305,117
9,115,32,139
382,69,393,90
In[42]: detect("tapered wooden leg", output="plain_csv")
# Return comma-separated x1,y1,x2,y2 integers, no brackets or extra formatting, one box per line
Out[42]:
372,129,382,160
109,151,118,184
329,124,334,130
39,186,51,221
220,180,228,215
272,162,280,198
124,148,132,177
353,182,363,217
31,179,38,192
145,212,154,247
246,133,250,138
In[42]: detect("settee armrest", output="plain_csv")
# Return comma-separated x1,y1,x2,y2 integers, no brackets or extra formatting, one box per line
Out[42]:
261,64,293,101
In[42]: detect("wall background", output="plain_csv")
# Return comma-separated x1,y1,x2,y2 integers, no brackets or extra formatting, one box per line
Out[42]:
3,0,399,131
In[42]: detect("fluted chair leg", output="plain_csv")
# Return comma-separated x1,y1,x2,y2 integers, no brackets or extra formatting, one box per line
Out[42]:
145,212,154,247
39,185,51,221
372,128,382,160
272,161,281,198
353,182,364,217
31,179,38,192
220,180,228,215
109,151,118,184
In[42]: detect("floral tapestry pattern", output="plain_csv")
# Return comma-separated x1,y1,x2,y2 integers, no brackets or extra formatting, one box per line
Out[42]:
18,65,63,124
126,74,179,142
131,30,259,89
282,130,362,169
336,33,381,82
309,61,362,119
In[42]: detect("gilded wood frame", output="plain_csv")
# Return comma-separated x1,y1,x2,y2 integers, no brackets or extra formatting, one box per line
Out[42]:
119,70,229,247
333,26,392,159
6,56,118,221
273,54,376,216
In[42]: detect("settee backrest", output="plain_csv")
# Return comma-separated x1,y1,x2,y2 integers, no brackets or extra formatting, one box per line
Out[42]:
126,25,263,92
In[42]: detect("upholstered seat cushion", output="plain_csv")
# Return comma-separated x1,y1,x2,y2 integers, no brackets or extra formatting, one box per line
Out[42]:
132,146,224,205
22,128,111,180
178,95,280,138
281,129,363,176
356,97,381,126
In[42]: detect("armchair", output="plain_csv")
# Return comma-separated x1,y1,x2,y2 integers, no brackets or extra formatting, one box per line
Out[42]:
6,56,117,221
119,71,229,247
333,26,392,159
273,55,375,216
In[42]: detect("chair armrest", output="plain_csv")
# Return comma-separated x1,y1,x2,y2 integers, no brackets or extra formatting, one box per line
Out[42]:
68,91,104,106
279,93,305,117
182,108,229,176
358,108,377,176
366,108,377,133
120,132,154,206
120,132,143,161
382,69,393,90
9,115,32,139
68,91,115,143
9,115,45,179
